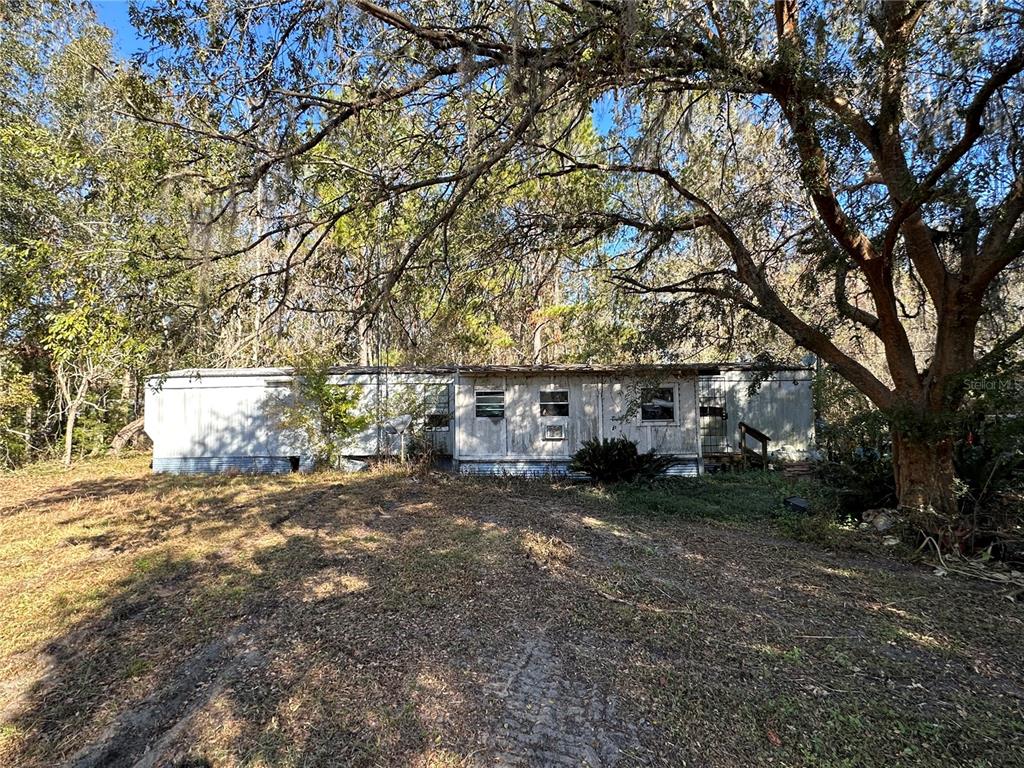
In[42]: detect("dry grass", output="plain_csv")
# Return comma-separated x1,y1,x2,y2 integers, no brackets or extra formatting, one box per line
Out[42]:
0,456,1022,767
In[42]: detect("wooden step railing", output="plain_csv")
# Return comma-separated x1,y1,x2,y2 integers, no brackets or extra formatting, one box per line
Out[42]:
738,422,770,470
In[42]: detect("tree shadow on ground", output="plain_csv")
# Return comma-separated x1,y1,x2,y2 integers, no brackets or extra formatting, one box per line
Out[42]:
1,465,1022,767
2,469,530,767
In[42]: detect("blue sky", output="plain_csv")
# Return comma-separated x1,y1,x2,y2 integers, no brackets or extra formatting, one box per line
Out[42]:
93,1,148,57
91,0,620,136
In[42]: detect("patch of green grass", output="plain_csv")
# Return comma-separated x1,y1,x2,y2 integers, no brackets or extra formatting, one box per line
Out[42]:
131,551,191,580
755,695,1024,768
584,471,791,522
774,508,857,549
0,724,24,754
122,656,152,679
580,471,862,549
780,646,803,663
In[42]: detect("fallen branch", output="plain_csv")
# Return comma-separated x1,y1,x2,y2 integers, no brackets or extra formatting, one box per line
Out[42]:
589,584,694,614
922,535,1024,594
109,416,146,454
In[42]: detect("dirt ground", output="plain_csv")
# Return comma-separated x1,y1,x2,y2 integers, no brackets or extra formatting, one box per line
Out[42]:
0,456,1021,767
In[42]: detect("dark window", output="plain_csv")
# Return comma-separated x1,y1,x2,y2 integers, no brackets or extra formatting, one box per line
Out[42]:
425,413,449,430
699,405,727,419
425,386,450,430
475,390,505,418
539,390,569,417
641,387,675,421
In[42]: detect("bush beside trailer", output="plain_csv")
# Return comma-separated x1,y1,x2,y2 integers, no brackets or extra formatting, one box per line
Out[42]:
144,364,815,476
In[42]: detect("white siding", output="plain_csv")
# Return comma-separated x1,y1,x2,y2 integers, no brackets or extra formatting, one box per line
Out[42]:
717,371,815,459
145,370,453,464
455,374,698,460
600,377,699,455
145,373,302,460
455,376,507,457
144,366,815,473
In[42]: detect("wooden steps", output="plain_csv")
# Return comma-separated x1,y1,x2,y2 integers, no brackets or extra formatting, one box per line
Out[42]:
782,461,817,480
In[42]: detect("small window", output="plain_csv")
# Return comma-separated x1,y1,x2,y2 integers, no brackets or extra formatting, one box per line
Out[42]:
475,390,505,418
425,413,450,430
425,385,450,431
543,424,566,441
539,390,569,417
641,387,675,422
699,405,727,419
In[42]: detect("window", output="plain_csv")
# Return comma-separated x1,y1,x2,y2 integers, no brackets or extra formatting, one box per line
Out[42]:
543,424,566,440
641,387,675,422
699,405,727,419
475,390,505,418
425,413,449,430
539,389,569,417
424,386,450,430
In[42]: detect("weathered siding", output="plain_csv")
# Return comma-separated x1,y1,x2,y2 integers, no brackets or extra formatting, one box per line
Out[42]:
506,375,601,458
713,371,815,459
599,377,699,456
145,365,815,475
145,370,307,473
146,370,453,473
456,374,603,460
455,375,507,457
455,373,699,462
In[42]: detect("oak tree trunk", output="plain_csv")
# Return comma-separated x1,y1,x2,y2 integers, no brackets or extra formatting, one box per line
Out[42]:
891,430,958,532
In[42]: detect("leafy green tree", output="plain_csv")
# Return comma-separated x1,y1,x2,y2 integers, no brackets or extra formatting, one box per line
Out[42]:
134,0,1024,533
0,352,36,467
269,355,371,466
1,1,201,464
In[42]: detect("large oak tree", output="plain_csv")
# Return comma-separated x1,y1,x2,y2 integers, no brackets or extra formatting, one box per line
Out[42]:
135,0,1024,527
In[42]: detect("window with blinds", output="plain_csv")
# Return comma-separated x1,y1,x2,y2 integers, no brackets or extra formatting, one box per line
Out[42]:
474,390,505,418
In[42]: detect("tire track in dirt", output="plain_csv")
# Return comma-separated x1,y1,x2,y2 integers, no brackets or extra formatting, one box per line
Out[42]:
481,635,641,767
66,624,261,768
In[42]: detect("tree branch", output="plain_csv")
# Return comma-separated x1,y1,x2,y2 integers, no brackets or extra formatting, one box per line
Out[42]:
976,323,1024,369
541,150,894,405
834,265,882,334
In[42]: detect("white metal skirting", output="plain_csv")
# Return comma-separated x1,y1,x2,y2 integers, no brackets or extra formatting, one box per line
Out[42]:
663,461,700,477
457,458,699,479
458,460,575,478
152,456,315,474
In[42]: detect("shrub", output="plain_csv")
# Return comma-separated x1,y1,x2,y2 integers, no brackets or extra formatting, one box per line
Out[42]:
269,356,371,467
814,367,890,460
955,366,1024,514
570,436,674,483
815,451,897,521
955,430,1024,510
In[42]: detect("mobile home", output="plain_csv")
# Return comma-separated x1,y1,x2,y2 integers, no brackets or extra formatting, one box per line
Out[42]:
144,363,814,476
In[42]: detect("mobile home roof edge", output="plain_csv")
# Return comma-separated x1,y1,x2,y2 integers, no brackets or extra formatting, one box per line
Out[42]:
149,362,813,380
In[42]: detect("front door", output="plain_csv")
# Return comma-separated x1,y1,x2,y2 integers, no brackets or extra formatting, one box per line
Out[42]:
698,376,729,455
